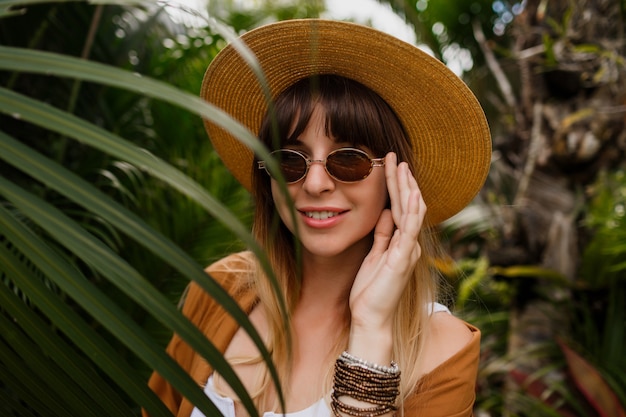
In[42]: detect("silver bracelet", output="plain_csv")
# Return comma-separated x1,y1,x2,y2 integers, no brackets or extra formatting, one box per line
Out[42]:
339,351,400,375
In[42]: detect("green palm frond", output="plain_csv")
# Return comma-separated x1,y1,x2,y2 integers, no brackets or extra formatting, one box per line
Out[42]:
0,1,298,415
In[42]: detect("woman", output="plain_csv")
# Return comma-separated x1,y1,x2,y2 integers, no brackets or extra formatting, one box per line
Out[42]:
147,19,491,417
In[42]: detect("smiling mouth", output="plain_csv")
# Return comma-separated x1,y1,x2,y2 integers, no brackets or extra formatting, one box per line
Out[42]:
303,210,341,220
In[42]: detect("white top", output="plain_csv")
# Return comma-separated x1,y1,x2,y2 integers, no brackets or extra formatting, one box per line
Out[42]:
190,302,451,417
190,375,331,417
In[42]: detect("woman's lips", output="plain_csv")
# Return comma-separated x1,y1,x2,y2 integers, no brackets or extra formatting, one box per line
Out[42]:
298,208,346,228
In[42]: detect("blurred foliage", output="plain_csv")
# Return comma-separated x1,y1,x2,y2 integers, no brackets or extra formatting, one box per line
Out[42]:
380,0,524,86
571,168,626,406
447,186,626,416
581,169,626,287
382,0,502,58
443,128,626,410
412,0,626,414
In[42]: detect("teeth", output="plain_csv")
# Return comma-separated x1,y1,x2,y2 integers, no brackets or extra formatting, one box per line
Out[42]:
305,211,338,220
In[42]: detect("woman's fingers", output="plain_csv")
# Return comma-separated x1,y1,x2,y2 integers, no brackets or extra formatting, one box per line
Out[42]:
401,177,425,236
385,165,426,268
397,161,412,218
369,209,395,258
385,152,402,227
372,151,427,271
386,152,423,228
386,153,423,233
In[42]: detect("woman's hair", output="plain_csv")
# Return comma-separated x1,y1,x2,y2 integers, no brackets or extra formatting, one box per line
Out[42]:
247,75,444,411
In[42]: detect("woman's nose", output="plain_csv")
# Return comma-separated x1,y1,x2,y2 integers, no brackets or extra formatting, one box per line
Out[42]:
301,160,335,195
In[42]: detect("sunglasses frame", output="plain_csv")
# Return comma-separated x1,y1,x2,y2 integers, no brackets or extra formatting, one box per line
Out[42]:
257,147,385,184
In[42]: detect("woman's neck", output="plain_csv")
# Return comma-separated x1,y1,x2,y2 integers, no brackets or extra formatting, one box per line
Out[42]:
298,249,363,307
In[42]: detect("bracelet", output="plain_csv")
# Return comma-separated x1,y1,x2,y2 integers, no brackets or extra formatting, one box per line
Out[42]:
331,352,401,417
331,393,396,417
339,351,400,375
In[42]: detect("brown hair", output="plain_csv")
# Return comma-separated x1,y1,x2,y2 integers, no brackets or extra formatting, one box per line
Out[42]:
247,75,442,411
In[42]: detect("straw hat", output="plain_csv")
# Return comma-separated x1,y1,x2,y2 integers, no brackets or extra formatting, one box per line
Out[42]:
201,19,491,225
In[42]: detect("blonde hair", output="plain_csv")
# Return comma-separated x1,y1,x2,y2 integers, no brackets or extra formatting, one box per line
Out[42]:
243,75,444,412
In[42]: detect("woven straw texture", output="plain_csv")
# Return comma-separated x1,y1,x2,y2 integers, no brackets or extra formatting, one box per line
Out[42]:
201,19,491,224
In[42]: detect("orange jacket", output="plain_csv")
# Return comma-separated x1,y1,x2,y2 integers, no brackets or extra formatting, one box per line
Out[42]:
145,253,480,417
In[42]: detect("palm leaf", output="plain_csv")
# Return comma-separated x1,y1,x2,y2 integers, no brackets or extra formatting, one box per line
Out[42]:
0,2,296,414
0,126,270,412
0,208,174,416
0,277,133,415
0,48,291,296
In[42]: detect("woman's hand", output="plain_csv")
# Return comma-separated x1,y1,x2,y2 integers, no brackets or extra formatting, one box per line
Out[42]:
347,152,427,361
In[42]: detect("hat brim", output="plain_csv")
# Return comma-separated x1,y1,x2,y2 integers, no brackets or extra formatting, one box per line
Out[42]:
201,19,491,225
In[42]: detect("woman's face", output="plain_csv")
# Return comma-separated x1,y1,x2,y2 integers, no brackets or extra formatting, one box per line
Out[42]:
270,103,388,261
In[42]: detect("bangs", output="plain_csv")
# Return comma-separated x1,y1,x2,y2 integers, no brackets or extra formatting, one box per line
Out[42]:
259,75,410,160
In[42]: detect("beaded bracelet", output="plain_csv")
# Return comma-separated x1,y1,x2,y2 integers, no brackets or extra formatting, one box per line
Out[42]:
331,352,401,417
330,392,396,417
339,351,400,375
334,368,399,404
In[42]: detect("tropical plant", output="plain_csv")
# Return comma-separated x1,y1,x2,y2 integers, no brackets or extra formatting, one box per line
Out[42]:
573,169,626,408
0,0,323,415
379,0,626,415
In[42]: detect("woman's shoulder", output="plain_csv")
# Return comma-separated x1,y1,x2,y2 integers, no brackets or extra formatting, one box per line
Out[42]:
181,251,257,314
205,250,256,274
200,251,256,290
404,314,480,415
418,312,480,377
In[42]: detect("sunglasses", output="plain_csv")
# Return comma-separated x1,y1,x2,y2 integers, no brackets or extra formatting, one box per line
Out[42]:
257,147,385,184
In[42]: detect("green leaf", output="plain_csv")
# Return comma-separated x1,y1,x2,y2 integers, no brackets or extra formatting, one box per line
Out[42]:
489,265,568,284
0,128,280,405
0,340,70,416
0,84,289,328
0,178,263,416
0,43,297,243
0,5,303,414
0,82,290,405
0,312,109,417
0,279,133,415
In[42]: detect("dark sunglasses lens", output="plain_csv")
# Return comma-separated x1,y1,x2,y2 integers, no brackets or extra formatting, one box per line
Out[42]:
327,150,373,182
276,151,307,182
